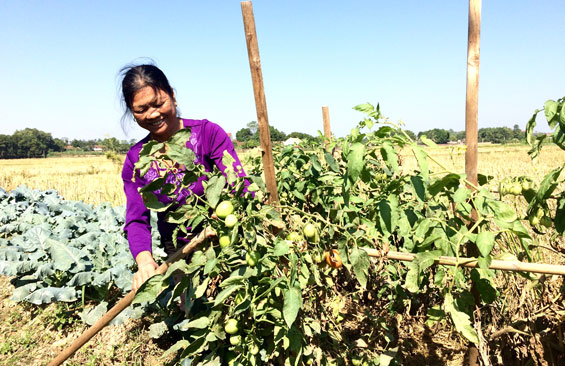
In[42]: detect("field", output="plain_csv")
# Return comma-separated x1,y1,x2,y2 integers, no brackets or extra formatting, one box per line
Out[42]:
1,145,563,206
0,143,564,366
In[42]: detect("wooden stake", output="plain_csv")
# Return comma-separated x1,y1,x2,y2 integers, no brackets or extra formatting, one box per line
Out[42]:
465,0,481,189
363,248,565,276
241,1,279,205
47,228,216,366
322,106,331,149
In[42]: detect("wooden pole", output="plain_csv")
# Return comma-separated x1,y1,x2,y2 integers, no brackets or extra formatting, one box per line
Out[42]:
362,248,565,276
47,228,216,366
322,106,331,149
464,2,482,363
241,1,279,205
465,0,481,189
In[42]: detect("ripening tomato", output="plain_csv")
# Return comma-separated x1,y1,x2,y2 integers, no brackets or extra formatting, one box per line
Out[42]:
325,249,343,268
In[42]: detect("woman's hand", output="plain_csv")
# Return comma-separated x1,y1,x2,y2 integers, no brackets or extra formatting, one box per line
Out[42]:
133,251,159,292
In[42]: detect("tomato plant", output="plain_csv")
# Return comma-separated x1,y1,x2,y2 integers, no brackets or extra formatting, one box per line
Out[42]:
127,102,564,365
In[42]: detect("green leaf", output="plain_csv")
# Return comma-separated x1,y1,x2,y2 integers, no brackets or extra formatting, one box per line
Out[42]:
177,316,210,330
213,284,243,306
444,293,478,344
149,322,168,339
167,144,196,167
544,100,559,126
420,135,437,148
132,274,167,305
347,142,366,182
526,110,539,146
476,231,495,257
487,199,517,223
350,246,370,289
405,262,420,293
205,175,226,209
26,287,78,305
168,128,192,147
324,152,339,173
380,142,398,173
412,144,429,182
283,286,302,327
273,240,291,256
47,239,88,272
141,192,169,212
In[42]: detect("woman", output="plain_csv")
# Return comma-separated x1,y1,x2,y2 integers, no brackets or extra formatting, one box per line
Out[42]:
119,64,247,291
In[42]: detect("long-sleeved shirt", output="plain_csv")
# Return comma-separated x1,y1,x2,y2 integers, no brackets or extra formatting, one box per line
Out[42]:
122,118,246,260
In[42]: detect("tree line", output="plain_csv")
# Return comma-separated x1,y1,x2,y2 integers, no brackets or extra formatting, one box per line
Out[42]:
235,121,320,148
412,125,528,144
0,128,134,159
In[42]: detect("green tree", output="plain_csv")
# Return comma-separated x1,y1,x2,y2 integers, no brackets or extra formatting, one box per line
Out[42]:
236,128,253,142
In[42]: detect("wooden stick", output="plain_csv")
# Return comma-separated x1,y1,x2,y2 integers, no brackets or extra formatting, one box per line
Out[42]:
241,1,279,206
47,228,216,366
362,248,565,276
322,106,331,149
465,0,481,189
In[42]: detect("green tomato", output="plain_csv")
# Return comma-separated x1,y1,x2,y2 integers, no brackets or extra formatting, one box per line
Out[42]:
235,292,245,305
224,318,239,335
312,252,323,264
521,180,531,191
229,335,242,346
249,344,260,355
540,216,552,228
219,235,231,248
509,183,522,195
529,215,540,226
246,251,260,267
224,214,238,228
286,232,301,242
535,207,544,218
302,223,317,240
215,201,234,219
351,358,363,366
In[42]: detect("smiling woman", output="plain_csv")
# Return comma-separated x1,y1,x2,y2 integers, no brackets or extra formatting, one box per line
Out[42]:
118,63,248,292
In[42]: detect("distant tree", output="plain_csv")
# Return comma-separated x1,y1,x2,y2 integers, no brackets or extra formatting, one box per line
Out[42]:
236,128,253,142
404,130,417,140
512,124,523,141
269,126,286,142
247,121,258,135
418,128,450,144
11,128,56,158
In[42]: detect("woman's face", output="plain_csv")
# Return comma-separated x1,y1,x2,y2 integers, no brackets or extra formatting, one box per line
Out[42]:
131,86,180,142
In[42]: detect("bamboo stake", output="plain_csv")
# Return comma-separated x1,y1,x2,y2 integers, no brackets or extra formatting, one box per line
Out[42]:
322,106,331,149
362,248,565,276
465,0,481,189
47,228,216,366
241,1,279,206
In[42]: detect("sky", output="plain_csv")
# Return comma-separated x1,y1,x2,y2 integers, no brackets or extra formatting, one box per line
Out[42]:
0,0,564,142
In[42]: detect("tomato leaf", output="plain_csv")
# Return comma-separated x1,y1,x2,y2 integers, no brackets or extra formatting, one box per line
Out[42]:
205,175,226,209
476,231,495,257
350,246,370,289
283,286,302,327
444,293,478,344
346,142,366,183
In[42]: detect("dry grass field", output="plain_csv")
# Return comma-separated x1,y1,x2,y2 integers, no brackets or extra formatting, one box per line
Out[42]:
0,144,562,207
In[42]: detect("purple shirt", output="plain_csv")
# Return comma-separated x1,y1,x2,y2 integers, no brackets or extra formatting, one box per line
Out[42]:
122,118,246,260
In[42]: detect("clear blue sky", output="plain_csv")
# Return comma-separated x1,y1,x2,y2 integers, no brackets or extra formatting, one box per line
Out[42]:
1,1,563,142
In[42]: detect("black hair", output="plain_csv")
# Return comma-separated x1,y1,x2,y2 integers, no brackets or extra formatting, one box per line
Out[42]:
118,62,179,131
